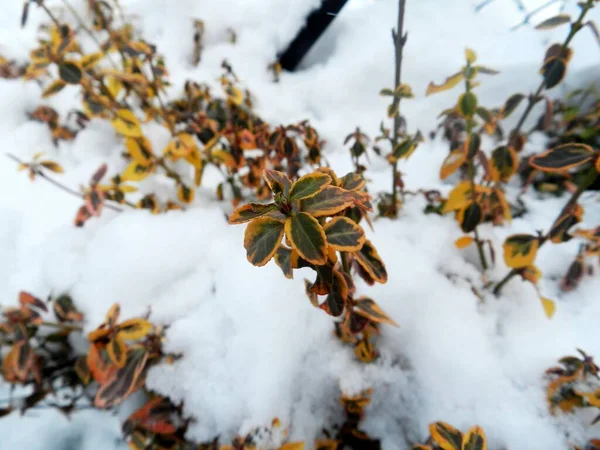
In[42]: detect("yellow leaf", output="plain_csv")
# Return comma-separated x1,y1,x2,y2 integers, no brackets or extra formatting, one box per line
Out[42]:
110,109,142,137
521,265,542,285
541,296,556,319
117,318,153,340
440,149,466,180
122,161,153,182
106,303,120,328
40,161,64,173
455,236,474,249
280,443,304,450
125,137,154,166
107,336,127,368
429,422,463,450
106,75,122,98
465,48,477,64
211,149,237,168
462,425,486,450
426,72,464,96
177,184,195,204
502,234,539,269
442,181,473,214
80,52,104,70
42,79,66,98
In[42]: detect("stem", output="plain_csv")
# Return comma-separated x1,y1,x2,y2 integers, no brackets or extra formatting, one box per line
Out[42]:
493,171,595,296
35,1,62,28
40,321,83,332
390,0,407,217
464,74,489,270
6,153,123,212
511,0,594,137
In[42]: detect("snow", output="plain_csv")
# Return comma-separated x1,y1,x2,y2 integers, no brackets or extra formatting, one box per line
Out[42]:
1,0,600,449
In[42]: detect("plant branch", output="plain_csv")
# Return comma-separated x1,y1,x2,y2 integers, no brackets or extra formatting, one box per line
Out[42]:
493,170,596,296
511,0,595,136
390,0,407,217
6,153,123,212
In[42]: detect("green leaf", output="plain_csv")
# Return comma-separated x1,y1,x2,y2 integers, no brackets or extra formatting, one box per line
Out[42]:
285,213,328,265
354,239,387,284
229,203,278,224
535,14,571,30
391,138,418,161
243,217,284,266
274,246,294,279
379,88,394,96
490,145,518,182
263,169,291,196
354,297,398,327
541,57,567,90
300,186,355,217
458,92,478,117
58,61,83,84
339,173,366,191
529,143,595,173
501,93,525,118
460,202,482,233
324,217,366,252
475,65,500,75
429,422,463,450
288,172,331,202
461,426,487,450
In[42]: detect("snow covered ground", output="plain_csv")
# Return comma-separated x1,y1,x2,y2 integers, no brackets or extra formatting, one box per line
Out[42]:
0,0,600,448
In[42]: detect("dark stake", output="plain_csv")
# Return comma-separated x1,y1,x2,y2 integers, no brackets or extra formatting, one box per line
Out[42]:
277,0,350,71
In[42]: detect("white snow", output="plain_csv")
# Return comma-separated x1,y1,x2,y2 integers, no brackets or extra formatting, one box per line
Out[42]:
1,0,600,449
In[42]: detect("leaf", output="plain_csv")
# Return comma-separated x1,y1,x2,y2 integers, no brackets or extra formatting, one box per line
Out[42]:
42,79,66,98
541,57,567,90
354,297,398,327
280,443,304,450
177,184,195,204
503,234,539,269
549,204,583,243
535,14,571,30
74,355,91,384
541,296,556,319
354,239,387,284
455,236,474,249
339,172,366,191
300,186,356,217
501,93,525,118
95,349,148,409
391,138,418,161
323,217,366,252
117,319,154,340
354,338,377,363
442,181,474,214
462,426,487,450
81,52,104,69
13,341,33,381
87,343,114,384
122,162,152,182
243,217,284,266
285,213,328,265
440,149,466,180
530,143,595,173
458,92,478,118
106,303,120,328
40,161,64,173
107,336,127,368
274,246,294,279
380,88,394,96
125,137,153,166
465,48,477,64
110,109,142,138
19,291,48,312
460,203,482,233
263,169,292,196
229,203,277,224
58,60,83,84
475,66,500,75
426,72,464,96
429,422,463,450
489,146,518,182
289,172,331,202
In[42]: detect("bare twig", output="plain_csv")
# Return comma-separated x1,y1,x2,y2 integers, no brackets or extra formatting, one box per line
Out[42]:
390,0,407,217
6,153,123,212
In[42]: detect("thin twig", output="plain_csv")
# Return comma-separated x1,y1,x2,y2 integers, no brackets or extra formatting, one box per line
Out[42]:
390,0,407,217
6,153,123,212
